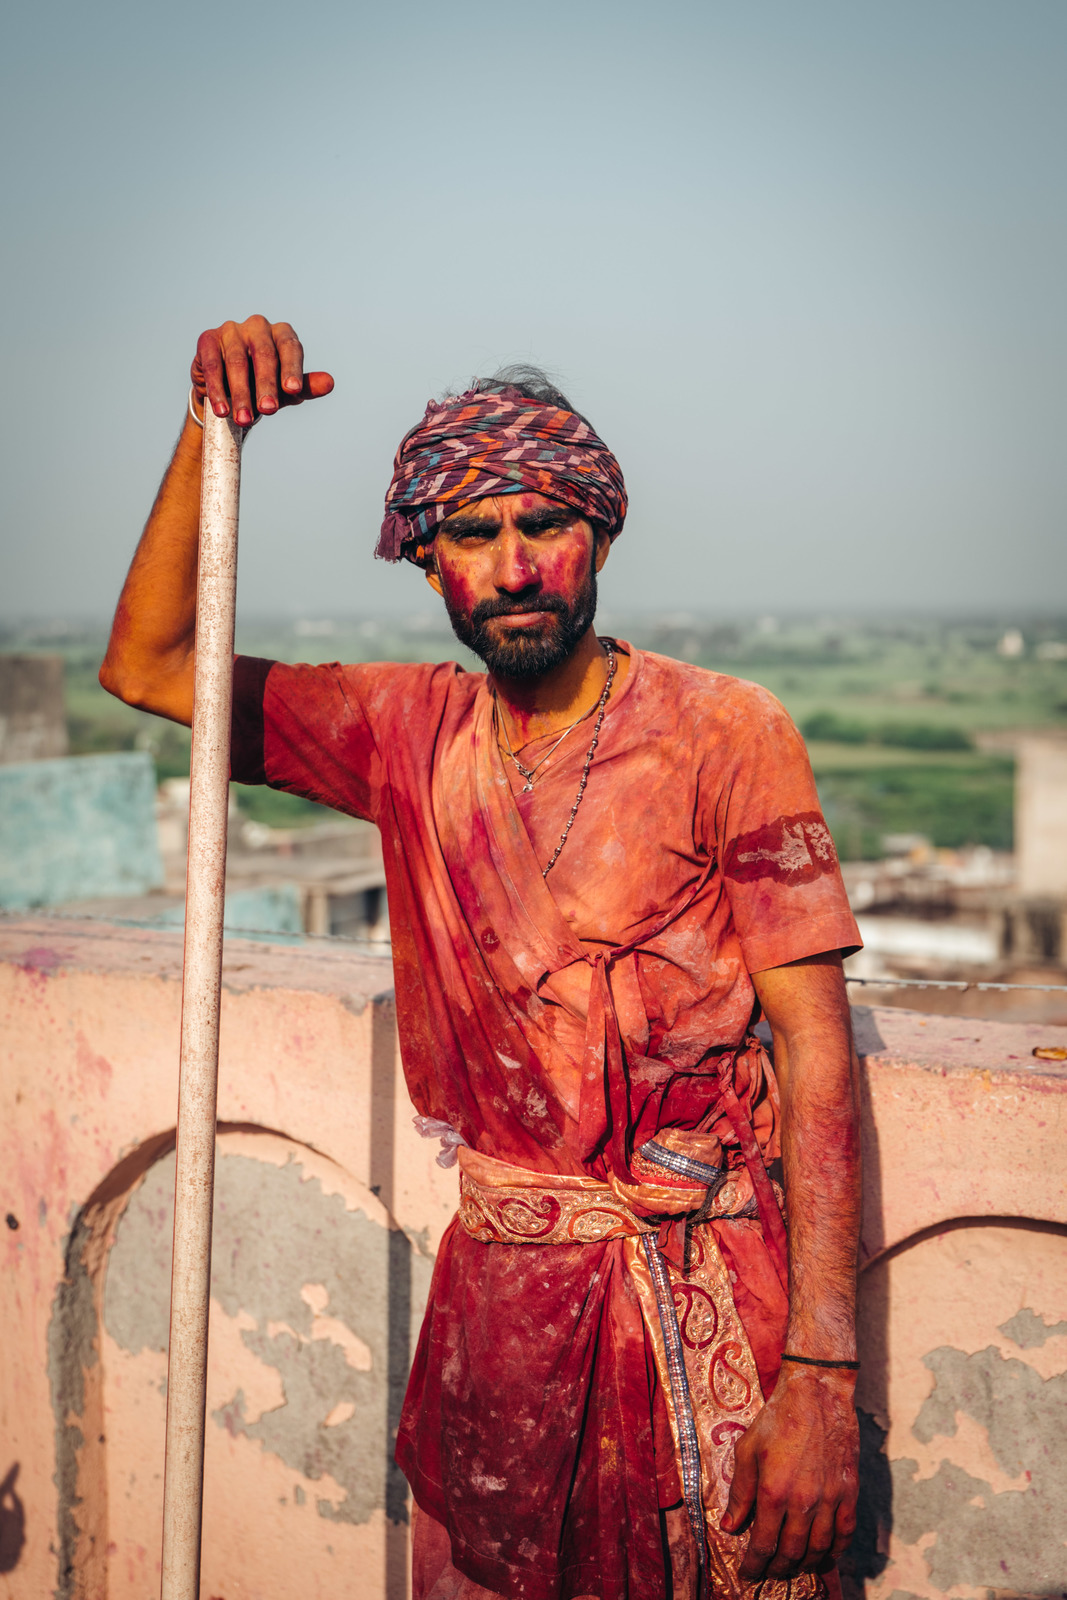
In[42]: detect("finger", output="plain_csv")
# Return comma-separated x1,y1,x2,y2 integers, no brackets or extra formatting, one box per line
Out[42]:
721,1439,758,1535
272,322,305,398
739,1493,786,1581
806,1504,839,1570
195,331,229,416
245,314,280,415
829,1493,858,1563
764,1502,819,1578
221,325,255,427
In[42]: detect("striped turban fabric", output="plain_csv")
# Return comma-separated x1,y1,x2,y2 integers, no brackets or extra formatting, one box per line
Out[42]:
377,386,628,564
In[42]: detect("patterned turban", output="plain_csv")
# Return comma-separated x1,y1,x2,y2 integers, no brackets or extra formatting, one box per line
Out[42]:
377,385,627,564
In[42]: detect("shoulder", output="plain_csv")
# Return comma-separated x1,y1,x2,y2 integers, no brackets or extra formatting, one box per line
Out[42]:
331,658,481,714
631,650,798,743
257,657,484,741
324,659,485,750
261,656,480,706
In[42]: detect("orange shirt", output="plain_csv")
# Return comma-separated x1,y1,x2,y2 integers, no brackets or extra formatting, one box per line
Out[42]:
231,642,858,1179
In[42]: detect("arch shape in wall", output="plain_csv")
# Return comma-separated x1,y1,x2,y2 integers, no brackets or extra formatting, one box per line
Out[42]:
48,1122,434,1600
843,1214,1067,1600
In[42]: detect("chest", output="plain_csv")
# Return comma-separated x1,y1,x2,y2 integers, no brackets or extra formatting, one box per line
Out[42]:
499,732,713,947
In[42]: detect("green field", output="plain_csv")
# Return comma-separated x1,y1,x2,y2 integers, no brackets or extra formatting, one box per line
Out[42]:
4,613,1064,854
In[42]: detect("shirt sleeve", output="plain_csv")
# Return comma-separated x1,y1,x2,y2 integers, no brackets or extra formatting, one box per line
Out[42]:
229,654,388,823
707,679,861,973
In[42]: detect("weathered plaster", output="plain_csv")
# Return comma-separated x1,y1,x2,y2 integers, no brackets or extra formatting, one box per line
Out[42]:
2,916,460,1599
853,1004,1067,1264
5,916,1067,1600
856,1220,1067,1600
891,1345,1067,1593
45,1216,96,1599
998,1305,1067,1349
44,1186,132,1600
105,1144,433,1528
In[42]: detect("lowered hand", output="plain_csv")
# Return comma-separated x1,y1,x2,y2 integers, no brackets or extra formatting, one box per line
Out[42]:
720,1364,859,1580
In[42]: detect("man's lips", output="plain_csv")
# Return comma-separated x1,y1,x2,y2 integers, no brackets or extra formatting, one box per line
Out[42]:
487,608,556,626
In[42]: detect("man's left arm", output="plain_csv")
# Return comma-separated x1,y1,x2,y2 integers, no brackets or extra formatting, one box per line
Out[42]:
720,950,861,1580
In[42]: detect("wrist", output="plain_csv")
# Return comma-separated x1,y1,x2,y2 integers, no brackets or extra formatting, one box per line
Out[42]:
783,1314,857,1368
781,1349,858,1370
187,386,205,430
778,1359,858,1391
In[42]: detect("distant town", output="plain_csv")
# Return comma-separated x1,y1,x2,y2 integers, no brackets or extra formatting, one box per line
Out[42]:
2,610,1065,1022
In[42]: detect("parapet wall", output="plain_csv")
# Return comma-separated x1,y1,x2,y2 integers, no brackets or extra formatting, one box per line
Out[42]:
1,916,1065,1600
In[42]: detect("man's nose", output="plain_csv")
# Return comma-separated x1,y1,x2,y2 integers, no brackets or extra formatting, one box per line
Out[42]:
493,529,540,593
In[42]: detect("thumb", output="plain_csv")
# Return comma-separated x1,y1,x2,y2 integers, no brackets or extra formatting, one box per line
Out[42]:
280,371,335,407
305,370,335,398
721,1442,757,1534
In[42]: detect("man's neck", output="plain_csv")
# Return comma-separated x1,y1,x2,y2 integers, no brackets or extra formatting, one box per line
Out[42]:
491,627,627,748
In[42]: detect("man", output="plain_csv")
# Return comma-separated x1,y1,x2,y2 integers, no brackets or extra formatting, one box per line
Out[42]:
102,315,862,1600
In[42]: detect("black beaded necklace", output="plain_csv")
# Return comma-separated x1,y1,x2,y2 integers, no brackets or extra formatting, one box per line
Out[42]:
495,642,618,879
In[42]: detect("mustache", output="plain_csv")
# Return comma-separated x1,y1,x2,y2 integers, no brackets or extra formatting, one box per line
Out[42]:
470,594,568,626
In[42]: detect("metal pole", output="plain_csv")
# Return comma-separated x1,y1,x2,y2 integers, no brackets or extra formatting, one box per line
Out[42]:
160,403,243,1600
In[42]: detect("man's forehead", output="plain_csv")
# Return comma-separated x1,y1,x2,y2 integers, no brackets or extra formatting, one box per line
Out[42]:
442,491,568,526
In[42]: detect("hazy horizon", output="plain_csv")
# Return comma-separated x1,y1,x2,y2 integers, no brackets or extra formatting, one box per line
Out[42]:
7,605,1067,640
3,1,1065,621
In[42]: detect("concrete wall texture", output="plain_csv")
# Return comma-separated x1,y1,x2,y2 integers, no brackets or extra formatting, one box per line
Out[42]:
1,915,1065,1600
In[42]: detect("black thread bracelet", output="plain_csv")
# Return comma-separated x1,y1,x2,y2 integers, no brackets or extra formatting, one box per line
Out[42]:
781,1353,860,1371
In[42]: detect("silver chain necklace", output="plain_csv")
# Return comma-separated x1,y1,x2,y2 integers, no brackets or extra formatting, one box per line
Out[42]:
494,642,618,879
498,701,592,792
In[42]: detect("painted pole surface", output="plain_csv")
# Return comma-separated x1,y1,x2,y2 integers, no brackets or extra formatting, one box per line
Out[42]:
160,403,243,1600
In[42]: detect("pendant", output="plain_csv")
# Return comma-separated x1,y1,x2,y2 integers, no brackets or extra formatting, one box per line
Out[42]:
522,780,534,793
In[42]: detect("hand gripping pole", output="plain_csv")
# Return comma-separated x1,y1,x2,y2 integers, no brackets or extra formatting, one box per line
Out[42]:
160,403,243,1600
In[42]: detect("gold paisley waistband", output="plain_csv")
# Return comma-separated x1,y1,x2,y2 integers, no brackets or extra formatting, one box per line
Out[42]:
459,1168,654,1245
456,1144,761,1247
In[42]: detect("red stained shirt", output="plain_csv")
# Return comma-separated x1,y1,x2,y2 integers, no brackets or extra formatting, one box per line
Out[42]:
230,643,860,1600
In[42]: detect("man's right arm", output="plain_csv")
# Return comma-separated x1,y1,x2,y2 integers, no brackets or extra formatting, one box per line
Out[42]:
99,315,333,725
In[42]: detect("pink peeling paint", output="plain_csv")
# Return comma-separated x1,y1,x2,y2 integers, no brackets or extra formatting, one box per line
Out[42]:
1,915,1066,1599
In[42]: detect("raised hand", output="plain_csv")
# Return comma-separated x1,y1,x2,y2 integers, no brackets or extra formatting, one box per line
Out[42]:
101,315,336,726
191,315,334,427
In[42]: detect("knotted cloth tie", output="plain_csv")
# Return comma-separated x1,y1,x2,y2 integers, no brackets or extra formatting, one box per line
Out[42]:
377,385,628,563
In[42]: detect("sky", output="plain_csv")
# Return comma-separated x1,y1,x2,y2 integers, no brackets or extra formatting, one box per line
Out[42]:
2,0,1065,621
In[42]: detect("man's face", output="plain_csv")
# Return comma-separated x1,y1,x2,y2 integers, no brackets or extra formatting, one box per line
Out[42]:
425,492,611,679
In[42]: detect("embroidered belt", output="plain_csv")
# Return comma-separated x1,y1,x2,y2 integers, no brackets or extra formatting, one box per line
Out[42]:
456,1144,821,1600
459,1155,761,1247
460,1174,653,1244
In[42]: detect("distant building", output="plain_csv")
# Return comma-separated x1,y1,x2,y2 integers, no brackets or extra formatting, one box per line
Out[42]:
1016,735,1067,899
0,751,164,910
0,654,68,763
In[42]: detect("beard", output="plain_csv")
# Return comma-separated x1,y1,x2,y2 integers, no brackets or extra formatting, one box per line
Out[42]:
442,561,599,679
